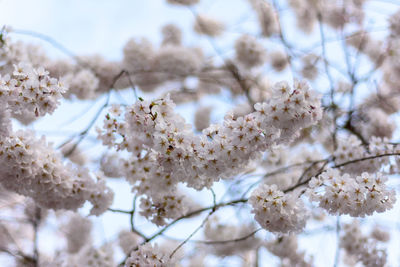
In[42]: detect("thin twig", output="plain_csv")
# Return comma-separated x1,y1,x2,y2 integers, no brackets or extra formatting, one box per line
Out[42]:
169,211,213,258
333,216,341,267
130,196,137,231
58,69,128,155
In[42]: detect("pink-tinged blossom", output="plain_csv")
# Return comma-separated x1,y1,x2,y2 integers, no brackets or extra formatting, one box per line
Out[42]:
307,169,396,217
249,184,308,234
125,243,179,267
97,80,321,225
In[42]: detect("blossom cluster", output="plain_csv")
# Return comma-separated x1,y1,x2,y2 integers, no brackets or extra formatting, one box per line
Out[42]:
249,184,308,234
125,243,179,267
139,194,189,226
0,130,113,214
203,217,260,256
0,63,113,214
98,80,322,224
0,63,66,124
194,14,224,37
265,234,312,267
248,0,278,37
289,0,365,33
235,34,266,68
340,221,388,267
64,214,93,254
334,136,395,174
118,230,141,255
66,244,115,267
307,168,396,217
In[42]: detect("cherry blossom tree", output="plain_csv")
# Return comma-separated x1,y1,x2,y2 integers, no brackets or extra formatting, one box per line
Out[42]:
0,0,400,266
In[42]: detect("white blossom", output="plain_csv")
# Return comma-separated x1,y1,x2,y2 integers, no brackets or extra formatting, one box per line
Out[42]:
0,130,113,214
235,35,266,68
63,214,92,254
125,243,179,267
307,168,396,217
249,184,308,234
341,221,388,267
194,14,224,37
